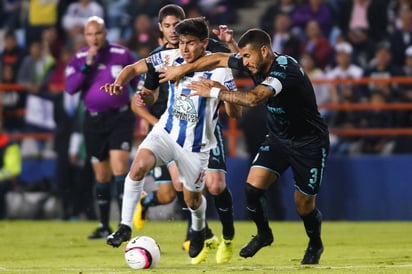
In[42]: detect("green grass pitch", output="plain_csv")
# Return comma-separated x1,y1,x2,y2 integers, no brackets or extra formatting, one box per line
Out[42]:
0,220,411,273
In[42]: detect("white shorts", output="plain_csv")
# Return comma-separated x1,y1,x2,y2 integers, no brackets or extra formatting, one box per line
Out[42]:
138,126,209,192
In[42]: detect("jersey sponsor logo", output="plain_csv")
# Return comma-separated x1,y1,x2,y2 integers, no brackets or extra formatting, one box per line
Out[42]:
268,71,286,79
224,79,236,91
267,106,285,114
172,95,198,122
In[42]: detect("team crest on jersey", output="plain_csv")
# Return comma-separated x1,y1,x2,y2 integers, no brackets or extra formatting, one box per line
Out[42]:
172,95,198,122
111,65,122,78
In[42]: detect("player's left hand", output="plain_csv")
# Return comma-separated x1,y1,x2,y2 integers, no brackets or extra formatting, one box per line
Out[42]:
188,77,225,97
212,25,234,44
100,83,123,95
159,66,182,84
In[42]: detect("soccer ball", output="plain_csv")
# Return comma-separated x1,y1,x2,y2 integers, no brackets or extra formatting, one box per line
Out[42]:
124,236,161,269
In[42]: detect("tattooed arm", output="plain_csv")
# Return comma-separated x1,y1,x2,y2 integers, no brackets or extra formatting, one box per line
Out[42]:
188,78,273,107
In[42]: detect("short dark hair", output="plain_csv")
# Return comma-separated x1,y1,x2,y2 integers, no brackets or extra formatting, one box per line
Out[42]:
158,4,186,23
238,28,272,50
175,17,209,41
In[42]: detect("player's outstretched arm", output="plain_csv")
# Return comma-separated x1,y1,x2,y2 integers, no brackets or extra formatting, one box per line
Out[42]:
159,52,231,83
189,78,273,107
100,59,149,95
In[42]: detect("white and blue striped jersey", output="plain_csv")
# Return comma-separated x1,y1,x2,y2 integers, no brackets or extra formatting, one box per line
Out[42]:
145,50,237,153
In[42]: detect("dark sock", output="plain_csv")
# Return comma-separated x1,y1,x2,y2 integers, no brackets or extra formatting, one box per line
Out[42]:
113,174,126,215
141,191,160,207
212,187,235,240
205,222,214,239
176,191,191,241
300,208,323,249
95,182,111,228
245,183,271,235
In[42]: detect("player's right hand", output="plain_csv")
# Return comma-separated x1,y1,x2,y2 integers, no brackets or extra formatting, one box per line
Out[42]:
100,83,123,95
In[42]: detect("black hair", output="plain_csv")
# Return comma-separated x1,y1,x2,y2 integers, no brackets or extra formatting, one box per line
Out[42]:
238,28,272,50
174,17,209,41
158,4,186,23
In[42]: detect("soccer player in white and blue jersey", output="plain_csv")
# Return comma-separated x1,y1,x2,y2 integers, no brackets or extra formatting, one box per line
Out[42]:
101,17,240,263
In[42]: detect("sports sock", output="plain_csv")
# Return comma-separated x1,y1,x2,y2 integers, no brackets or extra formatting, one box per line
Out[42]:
300,208,323,248
120,173,143,228
245,183,271,234
113,174,127,215
176,191,192,240
95,181,111,228
212,187,235,240
141,191,160,207
188,195,206,231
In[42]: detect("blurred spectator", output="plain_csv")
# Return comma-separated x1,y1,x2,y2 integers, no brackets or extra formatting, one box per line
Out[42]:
300,19,333,70
0,127,22,219
326,42,363,104
41,26,65,62
387,0,412,33
260,0,297,34
389,9,412,67
1,64,26,133
326,41,364,155
357,91,397,155
122,13,159,57
395,45,412,152
100,0,129,29
336,0,389,67
299,52,330,118
17,41,55,96
0,0,23,30
197,0,236,25
17,40,56,158
270,13,301,58
62,0,105,46
25,0,58,49
0,30,24,76
291,0,334,40
362,41,404,103
124,0,166,24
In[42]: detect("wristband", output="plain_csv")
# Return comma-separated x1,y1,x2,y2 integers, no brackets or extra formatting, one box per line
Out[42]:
210,87,221,98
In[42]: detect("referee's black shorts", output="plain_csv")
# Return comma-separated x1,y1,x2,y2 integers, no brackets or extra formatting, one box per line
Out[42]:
83,106,136,162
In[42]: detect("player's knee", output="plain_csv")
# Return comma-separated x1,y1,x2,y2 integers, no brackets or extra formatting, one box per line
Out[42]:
129,161,149,181
245,183,265,205
294,191,316,216
206,180,226,195
157,187,176,203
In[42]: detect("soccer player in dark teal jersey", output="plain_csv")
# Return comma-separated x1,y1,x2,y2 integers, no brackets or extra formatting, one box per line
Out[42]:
160,28,329,265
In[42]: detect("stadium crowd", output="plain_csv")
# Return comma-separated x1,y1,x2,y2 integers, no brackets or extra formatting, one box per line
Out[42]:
1,0,412,220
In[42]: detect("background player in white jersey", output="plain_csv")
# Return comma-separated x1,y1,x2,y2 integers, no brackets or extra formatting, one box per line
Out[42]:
101,17,241,264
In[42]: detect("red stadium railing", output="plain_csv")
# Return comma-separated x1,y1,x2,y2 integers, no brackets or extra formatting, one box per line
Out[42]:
2,77,412,156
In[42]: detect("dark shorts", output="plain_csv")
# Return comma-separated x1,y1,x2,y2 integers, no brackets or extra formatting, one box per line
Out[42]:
83,106,136,161
150,164,173,184
252,133,329,195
